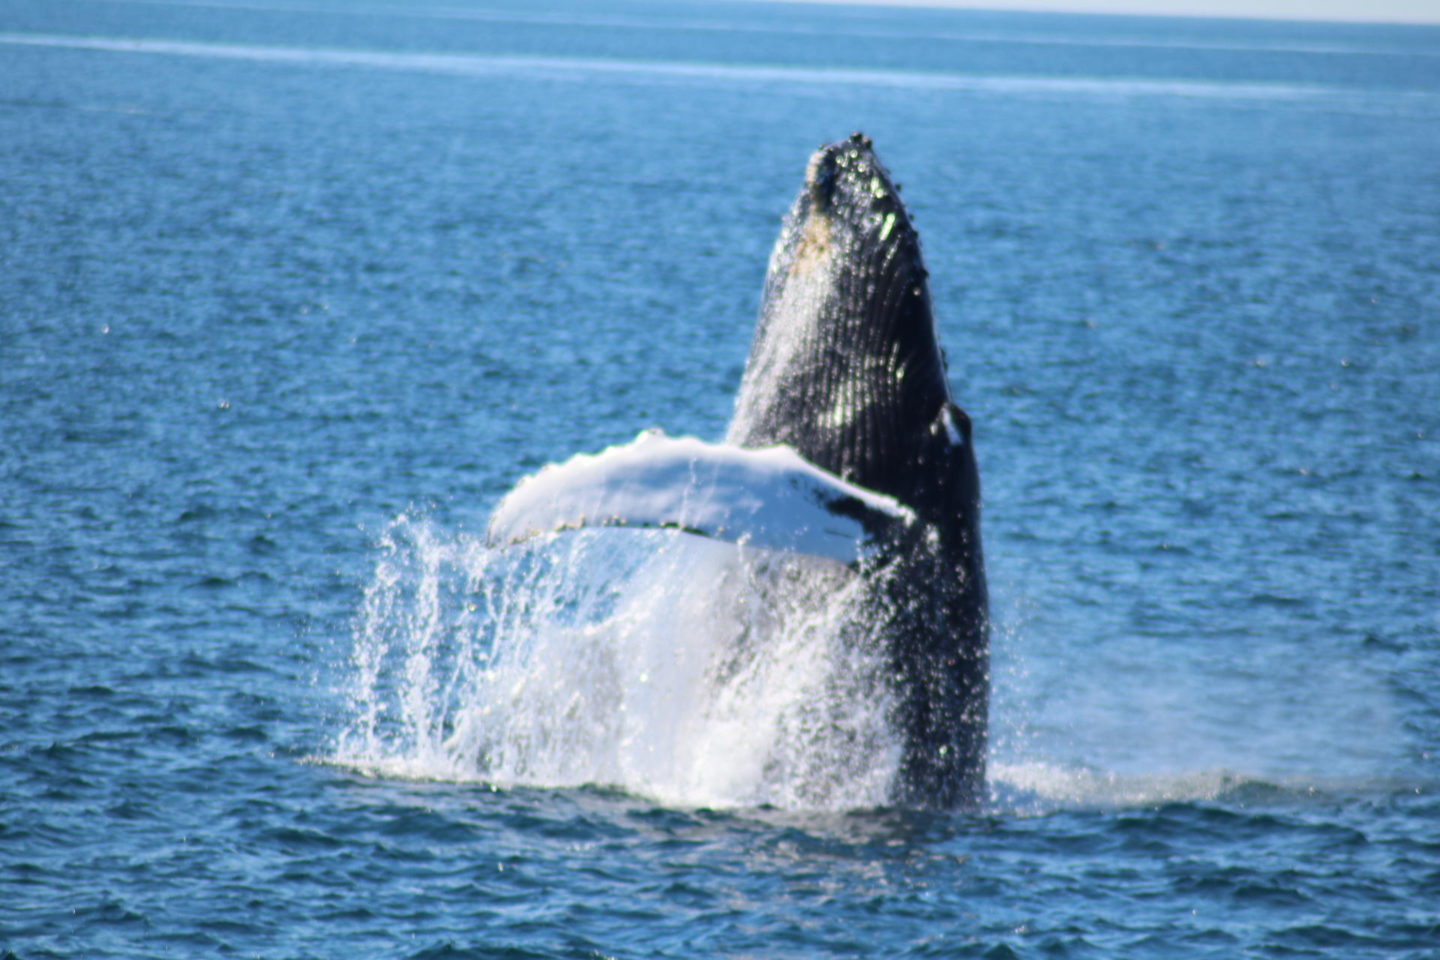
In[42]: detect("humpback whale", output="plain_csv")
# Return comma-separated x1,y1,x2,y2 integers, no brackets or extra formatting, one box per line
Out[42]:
489,134,987,807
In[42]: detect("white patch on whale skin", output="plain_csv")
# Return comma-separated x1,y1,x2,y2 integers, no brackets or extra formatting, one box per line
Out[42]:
486,430,915,566
788,209,834,276
941,405,964,447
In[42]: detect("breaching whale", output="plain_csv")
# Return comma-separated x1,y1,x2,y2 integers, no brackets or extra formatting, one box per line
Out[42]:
488,134,987,808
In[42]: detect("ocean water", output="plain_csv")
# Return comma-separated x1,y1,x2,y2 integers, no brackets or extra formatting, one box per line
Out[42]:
3,0,1439,956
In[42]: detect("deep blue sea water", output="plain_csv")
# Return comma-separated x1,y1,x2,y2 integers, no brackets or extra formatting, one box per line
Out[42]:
3,0,1440,956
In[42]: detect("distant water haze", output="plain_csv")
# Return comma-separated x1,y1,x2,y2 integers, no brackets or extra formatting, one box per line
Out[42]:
753,0,1440,25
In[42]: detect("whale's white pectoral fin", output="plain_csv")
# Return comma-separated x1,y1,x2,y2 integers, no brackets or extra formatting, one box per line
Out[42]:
485,430,915,566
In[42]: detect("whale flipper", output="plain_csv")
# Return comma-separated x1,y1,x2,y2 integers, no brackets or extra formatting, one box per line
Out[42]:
485,430,915,567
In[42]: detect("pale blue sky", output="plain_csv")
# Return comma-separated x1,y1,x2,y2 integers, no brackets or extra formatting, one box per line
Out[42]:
766,0,1440,25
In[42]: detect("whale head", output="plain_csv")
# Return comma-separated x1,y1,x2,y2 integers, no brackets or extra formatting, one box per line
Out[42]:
726,133,959,511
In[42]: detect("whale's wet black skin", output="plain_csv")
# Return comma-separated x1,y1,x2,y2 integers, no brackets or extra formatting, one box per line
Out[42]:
728,134,988,807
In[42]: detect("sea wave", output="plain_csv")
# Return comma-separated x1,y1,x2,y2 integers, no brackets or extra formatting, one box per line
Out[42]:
5,31,1435,111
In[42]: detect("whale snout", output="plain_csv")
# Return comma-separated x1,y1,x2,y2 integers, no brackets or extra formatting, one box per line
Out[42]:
805,133,881,212
801,132,915,260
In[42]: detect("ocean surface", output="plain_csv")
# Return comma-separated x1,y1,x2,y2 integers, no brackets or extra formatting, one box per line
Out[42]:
3,0,1439,956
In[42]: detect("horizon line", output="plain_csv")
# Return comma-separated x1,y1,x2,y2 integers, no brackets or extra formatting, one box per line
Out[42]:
719,0,1440,27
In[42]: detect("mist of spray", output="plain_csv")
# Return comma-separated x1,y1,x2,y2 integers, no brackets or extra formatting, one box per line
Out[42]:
335,514,903,809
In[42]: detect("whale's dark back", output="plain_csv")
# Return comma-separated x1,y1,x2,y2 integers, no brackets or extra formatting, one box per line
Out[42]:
727,135,989,808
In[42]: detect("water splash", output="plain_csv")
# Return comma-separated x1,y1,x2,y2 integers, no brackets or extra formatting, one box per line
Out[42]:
335,514,902,809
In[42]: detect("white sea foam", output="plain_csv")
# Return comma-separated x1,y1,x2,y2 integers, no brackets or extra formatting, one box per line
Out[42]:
992,760,1250,809
334,515,901,809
